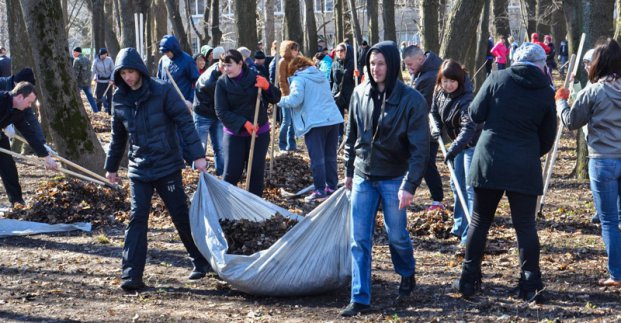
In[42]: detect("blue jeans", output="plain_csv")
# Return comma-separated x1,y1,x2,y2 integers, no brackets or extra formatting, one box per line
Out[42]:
193,113,224,176
304,124,339,192
81,86,99,113
350,175,415,305
278,107,296,151
450,147,474,243
588,158,621,280
559,55,568,76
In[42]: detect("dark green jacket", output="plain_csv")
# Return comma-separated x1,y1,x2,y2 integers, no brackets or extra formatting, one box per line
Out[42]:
468,64,557,195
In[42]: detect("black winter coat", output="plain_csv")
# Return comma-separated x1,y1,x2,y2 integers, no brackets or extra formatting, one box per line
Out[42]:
345,41,430,194
431,76,482,156
330,45,355,112
411,51,443,108
468,64,557,195
215,66,281,135
193,62,221,118
104,48,204,181
0,92,47,157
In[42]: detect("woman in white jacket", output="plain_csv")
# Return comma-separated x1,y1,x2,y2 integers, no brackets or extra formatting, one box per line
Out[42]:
278,56,344,203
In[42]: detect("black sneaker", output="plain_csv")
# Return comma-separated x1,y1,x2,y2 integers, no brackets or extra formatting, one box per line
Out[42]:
398,274,416,297
340,302,371,317
188,264,213,280
120,279,146,291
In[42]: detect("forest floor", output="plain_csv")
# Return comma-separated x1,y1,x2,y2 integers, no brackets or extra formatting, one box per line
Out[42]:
1,76,621,322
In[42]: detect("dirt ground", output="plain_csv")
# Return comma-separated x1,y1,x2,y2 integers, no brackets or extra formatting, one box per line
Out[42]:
1,88,621,322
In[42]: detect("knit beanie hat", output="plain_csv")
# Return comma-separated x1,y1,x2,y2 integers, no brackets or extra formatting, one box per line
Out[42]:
514,42,546,67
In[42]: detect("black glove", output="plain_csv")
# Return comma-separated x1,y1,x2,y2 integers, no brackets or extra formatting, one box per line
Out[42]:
444,150,457,164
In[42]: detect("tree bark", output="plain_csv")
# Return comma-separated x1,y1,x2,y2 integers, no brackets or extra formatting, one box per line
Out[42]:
264,0,275,50
235,0,257,48
525,0,536,35
165,0,192,53
616,0,621,43
420,0,440,53
492,0,510,38
382,0,396,42
474,0,490,91
304,0,318,55
334,0,345,43
283,0,303,45
104,0,121,58
348,0,363,45
439,0,486,65
367,0,379,45
550,5,566,47
210,0,222,46
535,0,552,36
118,0,135,48
203,0,211,46
91,0,106,53
151,0,167,74
20,0,106,173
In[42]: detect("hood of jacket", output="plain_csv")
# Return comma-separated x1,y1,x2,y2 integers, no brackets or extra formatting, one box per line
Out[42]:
602,78,621,108
159,35,183,58
291,66,326,84
113,47,150,92
280,40,298,60
418,51,442,77
365,41,400,98
508,64,551,90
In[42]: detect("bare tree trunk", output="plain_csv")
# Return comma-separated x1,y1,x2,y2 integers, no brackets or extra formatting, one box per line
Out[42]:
203,0,211,46
474,0,490,91
492,0,510,37
382,0,396,41
304,0,318,55
367,0,378,45
550,4,566,47
91,0,106,52
20,0,106,173
284,0,303,45
348,0,363,45
151,0,167,74
264,0,275,50
525,0,536,35
165,0,192,53
118,0,136,48
104,0,121,57
235,0,257,48
335,0,344,43
420,0,440,53
616,0,621,43
535,0,552,36
440,0,486,64
210,0,222,46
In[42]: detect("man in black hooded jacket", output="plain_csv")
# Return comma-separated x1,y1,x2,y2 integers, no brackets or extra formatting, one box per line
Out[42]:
105,47,211,292
341,41,429,317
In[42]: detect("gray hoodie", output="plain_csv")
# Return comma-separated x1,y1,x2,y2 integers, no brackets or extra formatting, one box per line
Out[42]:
558,78,621,158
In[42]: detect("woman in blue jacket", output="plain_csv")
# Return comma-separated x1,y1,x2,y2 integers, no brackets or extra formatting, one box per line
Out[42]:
278,56,344,203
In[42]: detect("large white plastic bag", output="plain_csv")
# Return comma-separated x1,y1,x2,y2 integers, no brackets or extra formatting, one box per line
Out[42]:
189,173,351,296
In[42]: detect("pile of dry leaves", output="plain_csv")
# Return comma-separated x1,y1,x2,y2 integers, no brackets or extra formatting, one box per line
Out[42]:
219,213,298,255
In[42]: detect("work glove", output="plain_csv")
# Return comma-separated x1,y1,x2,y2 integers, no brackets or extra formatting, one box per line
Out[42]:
244,121,258,136
3,124,15,139
255,75,270,91
444,149,457,165
354,69,360,78
555,88,569,101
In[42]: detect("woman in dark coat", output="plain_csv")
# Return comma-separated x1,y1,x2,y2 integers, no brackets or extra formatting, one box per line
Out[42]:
452,43,557,304
215,50,281,196
430,59,479,245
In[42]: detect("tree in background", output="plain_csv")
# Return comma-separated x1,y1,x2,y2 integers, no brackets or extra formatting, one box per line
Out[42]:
440,0,486,65
419,0,440,53
304,0,318,55
20,0,106,173
382,0,396,42
367,0,379,45
283,0,303,47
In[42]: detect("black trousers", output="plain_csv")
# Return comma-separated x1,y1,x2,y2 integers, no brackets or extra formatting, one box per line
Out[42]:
122,170,208,280
463,187,541,275
222,131,269,197
95,82,112,114
0,134,23,204
423,139,444,202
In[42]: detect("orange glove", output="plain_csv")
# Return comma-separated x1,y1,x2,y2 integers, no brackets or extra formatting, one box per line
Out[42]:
244,121,258,136
555,88,570,101
255,75,269,91
354,69,361,78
